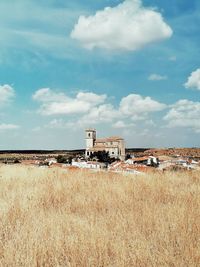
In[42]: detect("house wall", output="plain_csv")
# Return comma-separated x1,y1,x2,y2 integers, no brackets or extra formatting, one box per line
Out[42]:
106,147,119,158
119,139,125,161
72,161,101,169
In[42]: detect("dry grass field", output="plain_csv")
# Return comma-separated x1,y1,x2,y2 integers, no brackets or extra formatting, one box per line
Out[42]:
0,165,200,267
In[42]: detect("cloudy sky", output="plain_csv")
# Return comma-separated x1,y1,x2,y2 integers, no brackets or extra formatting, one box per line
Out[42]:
0,0,200,149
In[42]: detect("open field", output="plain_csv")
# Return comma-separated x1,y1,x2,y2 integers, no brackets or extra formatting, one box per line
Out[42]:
0,165,200,266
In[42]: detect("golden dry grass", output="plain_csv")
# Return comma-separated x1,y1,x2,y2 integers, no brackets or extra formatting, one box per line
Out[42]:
0,164,200,267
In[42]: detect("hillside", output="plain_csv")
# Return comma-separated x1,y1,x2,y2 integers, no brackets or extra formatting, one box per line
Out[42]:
127,148,200,159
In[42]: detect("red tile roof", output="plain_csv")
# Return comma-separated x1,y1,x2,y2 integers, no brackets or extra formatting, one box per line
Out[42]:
133,156,149,162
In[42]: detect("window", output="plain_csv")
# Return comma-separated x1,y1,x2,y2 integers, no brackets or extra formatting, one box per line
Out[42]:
112,152,115,155
88,133,91,137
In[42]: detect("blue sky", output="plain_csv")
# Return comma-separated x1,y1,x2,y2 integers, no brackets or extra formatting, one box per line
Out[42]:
0,0,200,149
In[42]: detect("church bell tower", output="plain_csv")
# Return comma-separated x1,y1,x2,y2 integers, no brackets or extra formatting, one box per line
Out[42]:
85,128,96,157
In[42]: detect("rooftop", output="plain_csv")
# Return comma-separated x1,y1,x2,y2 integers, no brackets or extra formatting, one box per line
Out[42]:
85,128,96,132
95,136,123,143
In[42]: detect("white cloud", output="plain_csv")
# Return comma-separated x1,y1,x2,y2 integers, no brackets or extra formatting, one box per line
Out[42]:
33,89,167,130
0,123,19,130
46,119,74,129
112,120,134,128
119,94,166,120
33,88,107,115
148,74,167,81
75,93,166,126
32,126,42,132
164,99,200,132
79,104,119,125
76,92,107,106
144,119,156,127
32,88,68,102
184,68,200,90
0,84,15,106
71,0,172,51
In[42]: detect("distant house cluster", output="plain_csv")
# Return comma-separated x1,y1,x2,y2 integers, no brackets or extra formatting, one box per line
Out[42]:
2,128,200,175
85,128,125,161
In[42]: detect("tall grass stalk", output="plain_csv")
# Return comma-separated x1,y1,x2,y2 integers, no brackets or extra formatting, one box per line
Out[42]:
0,165,200,266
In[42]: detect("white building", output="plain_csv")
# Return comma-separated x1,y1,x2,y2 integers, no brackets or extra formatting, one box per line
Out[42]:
72,160,105,169
85,128,125,161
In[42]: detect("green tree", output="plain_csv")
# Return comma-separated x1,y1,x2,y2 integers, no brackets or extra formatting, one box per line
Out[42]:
90,151,116,164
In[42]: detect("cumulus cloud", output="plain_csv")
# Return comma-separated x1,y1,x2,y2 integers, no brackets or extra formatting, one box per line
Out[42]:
119,94,166,120
0,84,15,106
33,88,107,115
79,104,119,125
184,68,200,90
164,99,200,132
0,123,19,130
46,119,74,129
33,88,68,102
33,88,167,130
71,0,172,51
112,120,134,129
148,74,167,81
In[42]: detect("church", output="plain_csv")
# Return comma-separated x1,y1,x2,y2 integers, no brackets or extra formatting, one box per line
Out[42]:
85,128,125,161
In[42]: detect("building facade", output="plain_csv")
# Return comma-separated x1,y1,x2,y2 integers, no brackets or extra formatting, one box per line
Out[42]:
85,128,125,161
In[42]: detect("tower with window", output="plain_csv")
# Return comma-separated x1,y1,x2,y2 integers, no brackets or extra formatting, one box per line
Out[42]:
85,128,96,157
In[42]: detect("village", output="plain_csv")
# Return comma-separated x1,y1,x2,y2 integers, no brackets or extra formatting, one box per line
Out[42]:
1,128,200,175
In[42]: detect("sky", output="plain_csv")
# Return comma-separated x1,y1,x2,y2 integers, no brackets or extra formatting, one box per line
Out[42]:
0,0,200,149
